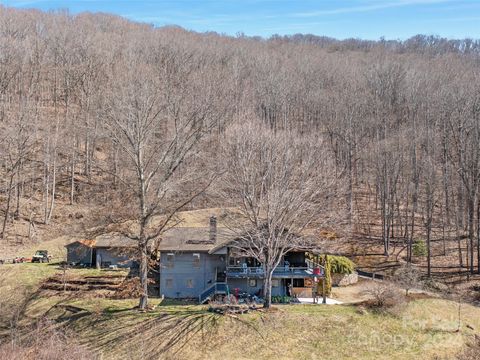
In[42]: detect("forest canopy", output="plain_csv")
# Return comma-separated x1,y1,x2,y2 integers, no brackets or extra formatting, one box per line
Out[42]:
1,5,480,285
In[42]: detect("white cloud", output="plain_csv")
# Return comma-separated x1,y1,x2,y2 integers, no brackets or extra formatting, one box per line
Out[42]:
292,0,453,18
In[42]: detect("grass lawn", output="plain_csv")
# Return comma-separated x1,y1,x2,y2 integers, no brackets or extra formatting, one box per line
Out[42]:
2,262,480,360
0,262,57,298
0,263,128,296
19,296,479,360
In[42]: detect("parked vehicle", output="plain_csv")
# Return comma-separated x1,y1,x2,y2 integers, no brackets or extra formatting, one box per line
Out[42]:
31,250,50,263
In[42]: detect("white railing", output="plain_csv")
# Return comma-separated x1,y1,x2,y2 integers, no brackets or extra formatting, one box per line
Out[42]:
198,282,228,303
226,265,309,275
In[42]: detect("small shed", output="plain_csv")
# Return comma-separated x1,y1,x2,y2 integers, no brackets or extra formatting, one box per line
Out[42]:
65,234,139,268
66,239,95,266
94,233,138,268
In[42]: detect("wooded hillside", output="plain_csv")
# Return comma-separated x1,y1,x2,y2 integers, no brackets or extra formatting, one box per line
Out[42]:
1,6,480,283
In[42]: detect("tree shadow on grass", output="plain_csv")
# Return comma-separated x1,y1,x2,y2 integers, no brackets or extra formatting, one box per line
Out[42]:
4,278,262,359
68,307,226,358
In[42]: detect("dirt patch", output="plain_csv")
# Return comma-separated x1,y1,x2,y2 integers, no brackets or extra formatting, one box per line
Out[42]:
330,278,377,303
40,272,137,299
111,277,142,299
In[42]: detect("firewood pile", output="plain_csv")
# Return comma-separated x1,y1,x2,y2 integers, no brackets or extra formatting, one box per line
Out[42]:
208,304,258,315
111,277,143,299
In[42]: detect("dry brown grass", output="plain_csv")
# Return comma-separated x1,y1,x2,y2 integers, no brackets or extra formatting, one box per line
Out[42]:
2,262,480,360
0,318,96,360
14,296,480,360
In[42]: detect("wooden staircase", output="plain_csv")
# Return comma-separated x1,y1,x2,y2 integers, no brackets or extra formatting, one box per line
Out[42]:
199,282,229,304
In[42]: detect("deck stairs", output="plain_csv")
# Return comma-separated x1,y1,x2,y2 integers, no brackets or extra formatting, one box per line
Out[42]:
199,282,229,304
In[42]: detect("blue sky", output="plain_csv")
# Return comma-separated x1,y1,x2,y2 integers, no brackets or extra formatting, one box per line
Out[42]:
3,0,480,39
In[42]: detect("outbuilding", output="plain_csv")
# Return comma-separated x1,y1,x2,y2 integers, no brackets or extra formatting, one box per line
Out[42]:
65,239,95,266
65,233,138,268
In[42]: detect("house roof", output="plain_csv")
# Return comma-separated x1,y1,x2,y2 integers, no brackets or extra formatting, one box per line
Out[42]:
65,228,229,252
66,228,322,255
157,227,232,252
207,233,321,254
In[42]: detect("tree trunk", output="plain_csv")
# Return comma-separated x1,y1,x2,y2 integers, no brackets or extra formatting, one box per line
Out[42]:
28,211,35,241
46,152,57,224
70,139,76,205
138,240,149,310
477,197,480,274
468,198,475,274
263,268,274,308
427,221,432,278
43,143,50,225
138,159,149,310
409,176,418,263
1,174,14,239
14,160,22,220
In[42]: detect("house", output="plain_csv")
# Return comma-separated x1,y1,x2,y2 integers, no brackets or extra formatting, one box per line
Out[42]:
66,233,138,268
157,217,227,300
158,216,324,303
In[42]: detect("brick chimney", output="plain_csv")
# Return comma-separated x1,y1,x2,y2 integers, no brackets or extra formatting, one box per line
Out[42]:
209,216,217,242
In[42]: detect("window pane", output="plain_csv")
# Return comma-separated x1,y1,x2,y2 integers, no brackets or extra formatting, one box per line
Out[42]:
166,253,174,269
193,253,200,268
166,279,173,289
293,279,305,287
186,279,194,288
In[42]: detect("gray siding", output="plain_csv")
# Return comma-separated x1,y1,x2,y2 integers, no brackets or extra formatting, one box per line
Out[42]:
228,278,285,297
159,252,225,298
66,244,93,265
96,248,135,268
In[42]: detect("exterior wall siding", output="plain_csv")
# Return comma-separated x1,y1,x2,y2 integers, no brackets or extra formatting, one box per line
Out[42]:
158,249,308,299
227,278,285,297
66,244,93,265
159,252,225,298
96,248,135,268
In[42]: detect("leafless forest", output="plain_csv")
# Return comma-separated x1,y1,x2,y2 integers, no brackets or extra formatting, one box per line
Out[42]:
2,6,480,287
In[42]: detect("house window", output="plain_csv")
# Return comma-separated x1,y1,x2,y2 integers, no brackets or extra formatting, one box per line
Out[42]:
166,253,175,269
249,279,257,287
165,279,173,289
229,257,240,266
272,279,280,287
293,279,304,287
186,279,194,288
193,253,200,268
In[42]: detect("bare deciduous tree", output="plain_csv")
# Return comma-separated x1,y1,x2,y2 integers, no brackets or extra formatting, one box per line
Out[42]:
394,263,422,296
102,47,220,309
221,119,342,308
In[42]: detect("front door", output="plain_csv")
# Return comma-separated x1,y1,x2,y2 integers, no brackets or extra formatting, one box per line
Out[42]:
285,279,292,296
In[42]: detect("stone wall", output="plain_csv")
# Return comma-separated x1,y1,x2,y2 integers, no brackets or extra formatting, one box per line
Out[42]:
332,272,358,287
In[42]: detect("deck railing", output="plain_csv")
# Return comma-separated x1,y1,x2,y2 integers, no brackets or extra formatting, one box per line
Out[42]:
198,282,228,304
226,265,310,276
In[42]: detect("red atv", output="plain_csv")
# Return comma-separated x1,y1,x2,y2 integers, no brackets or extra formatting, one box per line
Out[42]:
13,257,27,264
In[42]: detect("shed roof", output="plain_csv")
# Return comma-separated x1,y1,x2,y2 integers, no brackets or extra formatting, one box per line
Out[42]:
66,239,95,248
66,228,232,252
94,233,139,248
65,234,138,249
